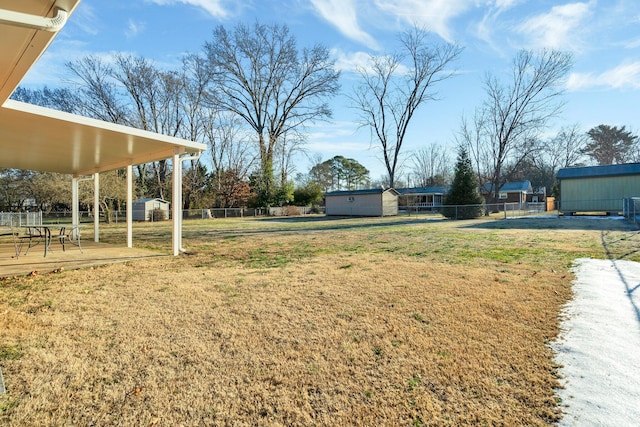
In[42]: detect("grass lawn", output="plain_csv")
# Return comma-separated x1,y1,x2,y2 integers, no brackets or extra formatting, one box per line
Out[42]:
1,215,638,425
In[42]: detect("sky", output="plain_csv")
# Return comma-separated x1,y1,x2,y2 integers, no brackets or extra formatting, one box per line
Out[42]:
552,250,640,425
20,0,640,181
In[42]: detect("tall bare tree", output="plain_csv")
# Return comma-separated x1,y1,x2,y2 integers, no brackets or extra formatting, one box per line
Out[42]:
544,124,588,170
466,49,572,204
411,143,451,187
67,54,191,200
352,26,462,188
204,21,340,206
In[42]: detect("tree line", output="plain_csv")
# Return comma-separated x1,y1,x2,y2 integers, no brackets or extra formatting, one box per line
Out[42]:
1,21,638,215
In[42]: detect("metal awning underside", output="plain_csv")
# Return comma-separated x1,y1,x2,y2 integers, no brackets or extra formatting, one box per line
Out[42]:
0,99,206,175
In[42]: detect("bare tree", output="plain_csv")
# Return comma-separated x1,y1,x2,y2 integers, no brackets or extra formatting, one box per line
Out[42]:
79,170,128,223
411,143,451,187
67,54,193,200
352,26,462,188
66,55,128,124
275,130,307,187
203,110,256,207
204,21,340,206
468,49,572,204
544,124,588,170
112,54,187,200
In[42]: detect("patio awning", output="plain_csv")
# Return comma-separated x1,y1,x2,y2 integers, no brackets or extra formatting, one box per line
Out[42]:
0,0,207,256
0,99,206,176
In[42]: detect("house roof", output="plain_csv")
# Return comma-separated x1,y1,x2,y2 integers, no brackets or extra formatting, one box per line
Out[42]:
0,0,206,177
481,181,532,193
557,163,640,180
395,186,448,195
325,188,400,196
134,198,169,203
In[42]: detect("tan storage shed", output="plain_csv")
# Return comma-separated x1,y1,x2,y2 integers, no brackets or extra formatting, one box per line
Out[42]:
557,163,640,214
325,188,399,217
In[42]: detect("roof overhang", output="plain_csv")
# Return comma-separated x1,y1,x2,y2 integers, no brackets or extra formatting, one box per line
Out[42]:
0,0,80,104
0,100,207,176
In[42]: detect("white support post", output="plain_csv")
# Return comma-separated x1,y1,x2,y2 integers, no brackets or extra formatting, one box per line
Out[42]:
94,173,100,242
72,177,79,239
172,150,182,256
127,165,133,248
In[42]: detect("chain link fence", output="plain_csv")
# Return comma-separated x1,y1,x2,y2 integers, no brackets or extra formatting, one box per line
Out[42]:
5,201,549,225
37,206,324,224
0,211,42,226
623,198,640,225
401,202,547,220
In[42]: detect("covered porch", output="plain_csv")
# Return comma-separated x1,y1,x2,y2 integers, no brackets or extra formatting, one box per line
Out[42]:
0,0,207,264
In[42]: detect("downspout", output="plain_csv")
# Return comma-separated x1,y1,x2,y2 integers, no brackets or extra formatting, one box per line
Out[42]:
0,8,68,32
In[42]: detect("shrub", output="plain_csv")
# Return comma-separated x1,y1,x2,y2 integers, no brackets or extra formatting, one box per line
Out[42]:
282,206,301,216
149,208,166,221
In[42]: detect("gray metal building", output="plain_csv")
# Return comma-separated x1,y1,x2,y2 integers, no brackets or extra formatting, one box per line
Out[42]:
557,163,640,214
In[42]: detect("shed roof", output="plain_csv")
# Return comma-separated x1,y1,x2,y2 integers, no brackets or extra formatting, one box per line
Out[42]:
557,163,640,180
325,188,399,197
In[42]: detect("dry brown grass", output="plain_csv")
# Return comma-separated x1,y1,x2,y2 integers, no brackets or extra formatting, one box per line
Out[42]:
1,215,638,425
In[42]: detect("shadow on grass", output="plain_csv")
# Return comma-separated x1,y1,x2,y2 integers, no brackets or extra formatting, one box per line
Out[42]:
461,215,640,232
182,215,444,239
600,230,640,328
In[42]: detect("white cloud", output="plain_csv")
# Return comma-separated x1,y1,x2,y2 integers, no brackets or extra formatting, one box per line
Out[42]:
70,3,99,36
517,2,593,50
309,0,379,50
125,19,145,38
146,0,228,19
624,38,640,49
331,49,372,73
567,61,640,90
373,0,475,42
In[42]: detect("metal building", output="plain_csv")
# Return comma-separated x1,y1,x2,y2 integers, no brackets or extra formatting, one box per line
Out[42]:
557,163,640,215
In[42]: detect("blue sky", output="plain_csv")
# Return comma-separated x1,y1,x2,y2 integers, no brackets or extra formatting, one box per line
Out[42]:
22,0,640,180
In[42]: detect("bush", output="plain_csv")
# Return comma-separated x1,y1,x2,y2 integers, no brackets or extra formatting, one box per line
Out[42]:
441,204,485,220
149,208,166,221
282,206,301,216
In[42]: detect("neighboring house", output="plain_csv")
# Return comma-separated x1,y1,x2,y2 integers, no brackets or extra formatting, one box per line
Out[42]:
527,186,547,204
481,181,533,206
132,198,170,221
557,163,640,215
396,186,448,210
325,188,399,217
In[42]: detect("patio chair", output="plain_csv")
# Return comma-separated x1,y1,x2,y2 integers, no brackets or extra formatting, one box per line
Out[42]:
57,225,83,253
14,224,48,258
0,223,18,258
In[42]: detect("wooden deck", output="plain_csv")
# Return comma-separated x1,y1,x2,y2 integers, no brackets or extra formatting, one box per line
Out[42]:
0,238,167,277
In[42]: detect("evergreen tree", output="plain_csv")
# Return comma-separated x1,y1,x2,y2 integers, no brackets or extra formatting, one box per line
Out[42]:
442,146,484,219
581,125,638,165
